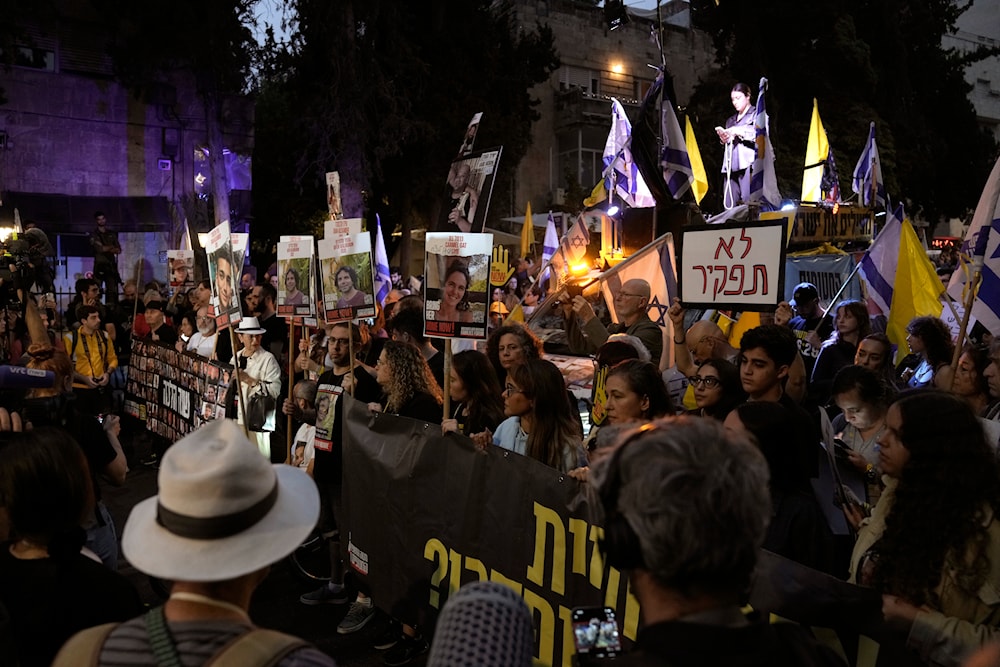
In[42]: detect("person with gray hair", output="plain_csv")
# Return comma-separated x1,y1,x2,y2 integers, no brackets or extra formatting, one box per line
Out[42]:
590,417,844,666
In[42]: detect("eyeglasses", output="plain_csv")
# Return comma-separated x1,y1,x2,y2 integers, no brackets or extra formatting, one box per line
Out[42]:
687,376,721,389
504,383,525,395
617,292,646,299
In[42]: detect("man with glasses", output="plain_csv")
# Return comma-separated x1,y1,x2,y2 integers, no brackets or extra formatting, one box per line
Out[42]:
563,279,662,362
294,322,382,635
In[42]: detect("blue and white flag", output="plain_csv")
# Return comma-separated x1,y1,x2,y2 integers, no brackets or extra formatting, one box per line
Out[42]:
603,99,656,208
657,76,694,199
851,121,887,208
748,77,781,210
948,156,1000,335
857,204,904,315
600,234,676,326
540,212,559,284
373,214,392,307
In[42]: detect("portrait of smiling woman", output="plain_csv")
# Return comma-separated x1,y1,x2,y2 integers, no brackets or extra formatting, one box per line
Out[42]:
433,262,475,323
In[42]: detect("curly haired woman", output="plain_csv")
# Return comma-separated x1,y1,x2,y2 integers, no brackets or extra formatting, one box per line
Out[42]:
847,390,1000,666
485,322,544,385
369,339,442,422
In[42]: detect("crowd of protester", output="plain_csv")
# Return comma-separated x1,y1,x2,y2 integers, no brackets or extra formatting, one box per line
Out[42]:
7,236,1000,667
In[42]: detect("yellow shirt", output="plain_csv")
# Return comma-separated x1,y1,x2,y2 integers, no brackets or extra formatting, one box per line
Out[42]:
64,329,118,388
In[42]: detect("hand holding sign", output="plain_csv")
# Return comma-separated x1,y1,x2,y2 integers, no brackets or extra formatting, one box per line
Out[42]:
490,245,515,287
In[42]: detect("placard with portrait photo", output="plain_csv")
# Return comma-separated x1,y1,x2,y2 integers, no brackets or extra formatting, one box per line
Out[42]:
204,222,243,330
423,232,492,340
167,250,195,290
319,233,375,323
277,238,316,318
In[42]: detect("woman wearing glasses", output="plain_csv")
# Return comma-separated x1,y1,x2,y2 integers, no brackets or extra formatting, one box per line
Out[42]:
472,359,585,473
687,359,745,420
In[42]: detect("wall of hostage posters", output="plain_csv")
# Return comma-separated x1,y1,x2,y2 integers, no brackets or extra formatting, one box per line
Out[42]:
125,339,234,442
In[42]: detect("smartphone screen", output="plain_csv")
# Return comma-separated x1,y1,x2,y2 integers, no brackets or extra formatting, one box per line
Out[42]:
572,607,622,659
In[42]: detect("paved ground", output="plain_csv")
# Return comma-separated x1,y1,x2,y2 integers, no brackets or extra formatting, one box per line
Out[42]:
103,440,427,667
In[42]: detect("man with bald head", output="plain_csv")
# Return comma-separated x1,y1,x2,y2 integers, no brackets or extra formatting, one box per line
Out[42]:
563,278,662,362
667,299,739,378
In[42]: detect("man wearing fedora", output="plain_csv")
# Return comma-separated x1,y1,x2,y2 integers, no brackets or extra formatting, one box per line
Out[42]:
54,419,336,666
232,316,283,458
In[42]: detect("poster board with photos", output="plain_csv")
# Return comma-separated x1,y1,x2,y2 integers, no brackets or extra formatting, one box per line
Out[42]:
436,147,502,234
167,250,195,290
319,233,376,323
423,232,492,339
124,339,233,443
277,237,316,318
204,222,243,329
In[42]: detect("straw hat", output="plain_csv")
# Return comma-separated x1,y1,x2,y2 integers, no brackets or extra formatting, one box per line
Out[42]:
121,419,318,581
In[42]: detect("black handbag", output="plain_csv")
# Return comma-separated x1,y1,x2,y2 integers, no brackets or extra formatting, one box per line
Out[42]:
247,382,276,432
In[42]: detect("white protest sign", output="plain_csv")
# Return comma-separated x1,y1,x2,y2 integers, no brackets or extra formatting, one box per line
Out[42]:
679,219,789,311
324,218,363,239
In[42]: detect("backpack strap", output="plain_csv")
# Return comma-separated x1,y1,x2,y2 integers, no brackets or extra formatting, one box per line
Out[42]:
144,606,184,667
50,622,119,667
206,628,309,667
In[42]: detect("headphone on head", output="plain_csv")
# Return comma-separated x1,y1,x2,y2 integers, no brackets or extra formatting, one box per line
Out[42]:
598,422,662,571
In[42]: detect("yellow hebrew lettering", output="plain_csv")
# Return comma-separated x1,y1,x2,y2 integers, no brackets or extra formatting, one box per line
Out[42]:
567,518,589,577
623,577,640,641
523,588,556,667
526,502,566,595
588,525,605,589
423,538,449,608
463,555,488,582
448,548,463,598
558,605,575,667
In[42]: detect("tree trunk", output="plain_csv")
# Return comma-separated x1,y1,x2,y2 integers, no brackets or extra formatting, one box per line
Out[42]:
205,90,231,229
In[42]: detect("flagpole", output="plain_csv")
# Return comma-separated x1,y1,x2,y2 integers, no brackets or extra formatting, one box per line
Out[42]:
508,222,582,323
949,228,991,386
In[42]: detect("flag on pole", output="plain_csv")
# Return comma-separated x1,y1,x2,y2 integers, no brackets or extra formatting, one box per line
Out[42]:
520,201,534,259
749,77,782,210
801,98,831,202
562,215,591,264
373,214,392,307
947,155,1000,335
887,217,943,359
651,75,694,199
599,234,676,326
540,212,559,284
852,121,886,208
603,99,656,208
685,116,708,205
822,148,840,203
583,179,607,208
857,204,904,316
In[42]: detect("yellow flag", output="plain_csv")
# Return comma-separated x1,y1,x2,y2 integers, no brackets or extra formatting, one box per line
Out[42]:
800,98,830,202
887,219,944,360
520,201,533,259
583,180,607,209
728,311,761,349
685,116,708,204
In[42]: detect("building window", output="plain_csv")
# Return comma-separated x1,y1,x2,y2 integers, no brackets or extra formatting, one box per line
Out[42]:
559,66,599,95
0,45,56,71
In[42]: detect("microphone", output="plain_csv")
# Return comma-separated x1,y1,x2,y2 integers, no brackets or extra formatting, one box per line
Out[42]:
427,581,533,667
0,365,55,389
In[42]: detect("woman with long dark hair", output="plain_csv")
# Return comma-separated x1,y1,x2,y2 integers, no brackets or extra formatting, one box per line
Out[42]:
473,359,584,472
847,391,1000,664
442,350,504,436
604,360,674,425
951,343,996,417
